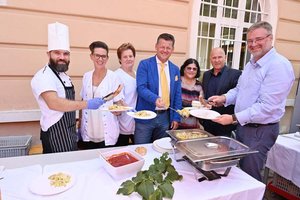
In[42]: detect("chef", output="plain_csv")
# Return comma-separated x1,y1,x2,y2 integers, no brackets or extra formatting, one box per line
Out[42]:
31,22,104,153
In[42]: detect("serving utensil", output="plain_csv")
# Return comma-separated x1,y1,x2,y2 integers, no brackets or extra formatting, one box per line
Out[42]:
169,107,190,118
102,84,123,102
168,107,178,112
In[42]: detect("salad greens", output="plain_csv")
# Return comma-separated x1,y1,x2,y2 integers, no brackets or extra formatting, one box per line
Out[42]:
117,152,183,200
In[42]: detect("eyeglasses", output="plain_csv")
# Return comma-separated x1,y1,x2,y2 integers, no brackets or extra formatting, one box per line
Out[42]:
246,34,271,44
186,66,197,71
93,54,108,60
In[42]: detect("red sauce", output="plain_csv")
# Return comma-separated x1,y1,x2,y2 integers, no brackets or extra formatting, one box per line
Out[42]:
107,152,138,167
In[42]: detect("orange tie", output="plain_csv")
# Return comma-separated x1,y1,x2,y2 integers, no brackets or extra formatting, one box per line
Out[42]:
160,63,170,108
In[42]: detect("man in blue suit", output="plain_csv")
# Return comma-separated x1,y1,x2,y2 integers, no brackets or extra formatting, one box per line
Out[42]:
201,47,241,137
134,33,182,144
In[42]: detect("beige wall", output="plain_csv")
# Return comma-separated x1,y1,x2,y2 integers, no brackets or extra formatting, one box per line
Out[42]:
0,0,191,143
274,0,300,133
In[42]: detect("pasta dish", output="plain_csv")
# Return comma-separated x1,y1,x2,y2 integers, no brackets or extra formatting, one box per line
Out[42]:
134,111,151,117
48,172,71,187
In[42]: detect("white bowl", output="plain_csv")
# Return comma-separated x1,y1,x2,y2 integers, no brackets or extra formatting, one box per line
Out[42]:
100,148,145,180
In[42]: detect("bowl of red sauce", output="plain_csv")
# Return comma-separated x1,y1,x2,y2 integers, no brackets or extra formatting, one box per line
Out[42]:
100,148,145,180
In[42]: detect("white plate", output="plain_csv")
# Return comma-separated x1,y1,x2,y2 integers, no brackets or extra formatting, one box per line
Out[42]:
100,106,133,112
127,110,157,120
155,137,172,150
183,107,196,110
189,109,220,120
185,107,209,110
152,137,173,153
29,172,76,196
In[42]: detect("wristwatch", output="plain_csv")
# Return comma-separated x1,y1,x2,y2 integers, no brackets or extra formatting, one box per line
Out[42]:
232,114,238,125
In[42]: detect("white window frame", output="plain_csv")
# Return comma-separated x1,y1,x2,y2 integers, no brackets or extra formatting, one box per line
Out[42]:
189,0,278,70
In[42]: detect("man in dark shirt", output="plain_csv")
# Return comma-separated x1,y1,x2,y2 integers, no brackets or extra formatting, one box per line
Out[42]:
201,47,241,137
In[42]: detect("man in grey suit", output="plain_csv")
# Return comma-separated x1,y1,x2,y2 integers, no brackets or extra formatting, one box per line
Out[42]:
200,47,241,137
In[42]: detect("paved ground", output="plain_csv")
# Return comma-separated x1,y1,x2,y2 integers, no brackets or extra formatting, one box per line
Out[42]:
264,185,287,200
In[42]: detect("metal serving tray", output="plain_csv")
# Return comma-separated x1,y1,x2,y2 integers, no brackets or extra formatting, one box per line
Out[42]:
166,129,214,142
174,136,257,171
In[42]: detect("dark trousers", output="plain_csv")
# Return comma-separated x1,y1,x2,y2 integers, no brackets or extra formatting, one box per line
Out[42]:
200,119,236,137
77,140,113,150
236,123,279,181
115,134,134,146
134,111,170,144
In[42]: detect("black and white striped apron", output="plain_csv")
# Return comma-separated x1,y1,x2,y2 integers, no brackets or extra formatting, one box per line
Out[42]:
41,67,78,153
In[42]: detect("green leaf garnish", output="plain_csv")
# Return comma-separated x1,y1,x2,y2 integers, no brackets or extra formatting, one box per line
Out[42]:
117,152,182,200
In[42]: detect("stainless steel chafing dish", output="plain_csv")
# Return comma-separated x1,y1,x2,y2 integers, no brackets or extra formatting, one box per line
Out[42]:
166,129,214,142
166,129,258,181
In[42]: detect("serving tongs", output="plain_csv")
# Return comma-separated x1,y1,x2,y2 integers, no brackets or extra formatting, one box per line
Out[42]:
168,107,190,118
102,84,123,102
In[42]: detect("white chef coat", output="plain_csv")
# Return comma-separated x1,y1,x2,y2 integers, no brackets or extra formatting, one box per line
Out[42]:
80,70,123,145
31,65,72,131
115,68,137,134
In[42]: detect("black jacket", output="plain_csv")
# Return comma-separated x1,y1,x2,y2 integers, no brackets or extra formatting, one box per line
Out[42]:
201,66,241,137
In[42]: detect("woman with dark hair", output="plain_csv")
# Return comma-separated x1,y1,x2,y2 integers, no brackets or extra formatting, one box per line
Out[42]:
178,58,203,129
78,41,123,149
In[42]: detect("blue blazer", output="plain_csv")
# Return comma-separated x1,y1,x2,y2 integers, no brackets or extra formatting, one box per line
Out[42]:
136,56,182,123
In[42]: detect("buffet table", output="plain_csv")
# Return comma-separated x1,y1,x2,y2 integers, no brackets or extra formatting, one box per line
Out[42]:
266,133,300,187
0,144,265,200
265,133,300,198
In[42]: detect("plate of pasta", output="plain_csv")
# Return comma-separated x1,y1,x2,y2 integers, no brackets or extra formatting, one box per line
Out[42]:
127,110,157,120
101,105,133,112
29,172,76,195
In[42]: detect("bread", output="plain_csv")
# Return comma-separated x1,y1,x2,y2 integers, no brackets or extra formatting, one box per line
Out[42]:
135,146,147,156
191,100,201,108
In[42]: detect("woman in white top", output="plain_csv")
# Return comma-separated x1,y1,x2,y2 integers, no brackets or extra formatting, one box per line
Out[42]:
115,43,137,146
78,41,123,149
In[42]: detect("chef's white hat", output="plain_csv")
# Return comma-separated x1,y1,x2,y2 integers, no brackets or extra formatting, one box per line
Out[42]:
48,22,70,52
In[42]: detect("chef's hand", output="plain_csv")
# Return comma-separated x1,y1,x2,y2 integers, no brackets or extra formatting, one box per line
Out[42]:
212,114,233,125
87,98,105,109
170,121,178,130
208,95,226,107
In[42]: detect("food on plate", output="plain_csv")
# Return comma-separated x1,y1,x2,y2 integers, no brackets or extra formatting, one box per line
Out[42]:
135,146,147,156
192,98,212,109
107,152,138,167
134,110,151,117
108,104,123,110
191,100,202,108
175,131,208,140
48,172,71,187
177,108,190,118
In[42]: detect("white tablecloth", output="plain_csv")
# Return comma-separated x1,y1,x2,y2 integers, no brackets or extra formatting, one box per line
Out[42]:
266,133,300,188
0,144,265,200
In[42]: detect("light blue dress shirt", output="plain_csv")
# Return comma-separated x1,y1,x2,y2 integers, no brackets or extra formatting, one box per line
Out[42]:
225,48,295,125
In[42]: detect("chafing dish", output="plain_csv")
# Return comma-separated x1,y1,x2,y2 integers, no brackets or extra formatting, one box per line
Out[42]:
166,129,214,142
167,129,257,181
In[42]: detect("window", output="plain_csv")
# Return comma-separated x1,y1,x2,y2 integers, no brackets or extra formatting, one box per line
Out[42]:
193,0,268,70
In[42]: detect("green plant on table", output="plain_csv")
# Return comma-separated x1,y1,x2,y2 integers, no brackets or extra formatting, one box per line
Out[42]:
117,152,183,200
